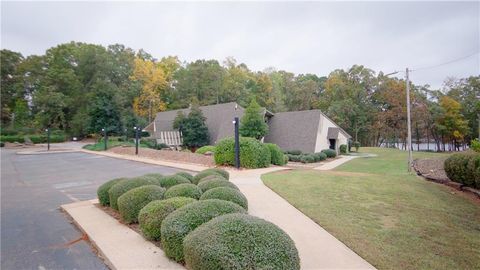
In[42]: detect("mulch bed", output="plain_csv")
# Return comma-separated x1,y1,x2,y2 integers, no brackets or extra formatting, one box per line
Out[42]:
108,146,215,167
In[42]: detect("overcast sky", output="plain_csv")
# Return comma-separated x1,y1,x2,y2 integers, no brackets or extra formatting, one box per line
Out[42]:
2,1,479,89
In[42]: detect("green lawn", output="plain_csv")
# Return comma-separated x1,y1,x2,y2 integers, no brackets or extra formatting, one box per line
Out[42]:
262,147,480,270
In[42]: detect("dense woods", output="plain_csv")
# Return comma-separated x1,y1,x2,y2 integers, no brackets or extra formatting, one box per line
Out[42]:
1,42,478,150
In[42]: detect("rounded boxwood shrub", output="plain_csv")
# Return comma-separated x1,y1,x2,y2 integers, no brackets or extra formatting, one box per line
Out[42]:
214,137,271,169
117,185,166,224
202,168,229,180
265,143,286,166
175,172,193,182
300,154,315,163
200,187,248,210
313,152,327,162
198,174,227,184
339,144,347,154
138,197,196,240
164,183,202,200
161,199,246,262
159,175,191,189
184,213,300,270
142,173,164,181
97,178,126,206
195,145,216,154
444,152,480,188
197,178,239,193
287,154,301,162
108,177,162,210
192,170,223,185
321,149,337,158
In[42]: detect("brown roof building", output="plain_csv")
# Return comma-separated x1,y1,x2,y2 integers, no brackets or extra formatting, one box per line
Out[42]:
145,102,351,154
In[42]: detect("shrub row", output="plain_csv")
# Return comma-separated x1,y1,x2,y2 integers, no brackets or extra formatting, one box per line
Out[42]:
118,185,166,223
0,134,66,143
265,143,287,166
215,137,271,169
287,152,327,163
444,151,480,189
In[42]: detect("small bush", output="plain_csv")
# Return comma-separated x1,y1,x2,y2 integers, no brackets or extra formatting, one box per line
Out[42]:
192,170,222,185
202,168,229,180
195,145,216,154
175,172,193,182
197,179,239,193
161,199,246,262
313,152,327,162
200,187,248,210
97,178,126,206
142,173,164,183
184,213,300,270
159,175,191,189
445,152,480,188
117,185,166,223
287,154,301,162
198,174,227,184
284,154,289,164
108,177,161,210
138,197,196,240
354,141,361,152
0,135,25,143
300,154,315,163
471,138,480,153
339,144,347,154
164,184,202,200
265,143,286,166
321,149,337,158
214,137,271,169
286,150,302,155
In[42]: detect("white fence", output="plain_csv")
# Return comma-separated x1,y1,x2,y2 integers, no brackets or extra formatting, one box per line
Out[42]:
156,131,183,147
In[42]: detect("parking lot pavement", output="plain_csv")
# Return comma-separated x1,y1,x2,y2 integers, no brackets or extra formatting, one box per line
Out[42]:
1,149,181,270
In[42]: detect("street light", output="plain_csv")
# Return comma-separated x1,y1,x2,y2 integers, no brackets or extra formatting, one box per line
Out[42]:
384,68,413,172
101,128,107,151
45,128,50,151
233,117,240,169
134,126,139,155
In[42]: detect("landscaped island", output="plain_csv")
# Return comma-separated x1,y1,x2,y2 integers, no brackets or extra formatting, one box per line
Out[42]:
97,168,300,269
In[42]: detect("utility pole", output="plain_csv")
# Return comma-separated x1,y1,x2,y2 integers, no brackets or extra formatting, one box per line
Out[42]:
406,68,413,172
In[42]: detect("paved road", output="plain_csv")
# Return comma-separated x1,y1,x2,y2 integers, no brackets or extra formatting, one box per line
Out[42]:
1,149,181,270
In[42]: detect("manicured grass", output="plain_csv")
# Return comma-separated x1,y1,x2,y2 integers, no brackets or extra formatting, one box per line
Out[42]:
262,147,480,270
83,140,148,151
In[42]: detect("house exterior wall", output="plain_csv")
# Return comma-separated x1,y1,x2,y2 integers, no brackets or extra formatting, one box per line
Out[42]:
314,114,350,154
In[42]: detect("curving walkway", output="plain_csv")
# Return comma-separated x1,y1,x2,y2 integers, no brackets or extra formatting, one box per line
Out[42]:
230,167,375,270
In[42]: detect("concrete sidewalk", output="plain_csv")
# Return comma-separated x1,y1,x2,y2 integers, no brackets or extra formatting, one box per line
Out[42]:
314,155,359,171
230,167,375,270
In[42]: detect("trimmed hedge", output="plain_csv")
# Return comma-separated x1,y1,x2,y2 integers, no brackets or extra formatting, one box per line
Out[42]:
339,144,347,154
202,168,229,180
313,152,327,162
300,154,315,164
444,152,480,188
198,174,227,184
184,213,300,270
161,199,246,262
164,183,203,200
175,172,193,182
0,135,24,143
265,143,286,166
200,187,248,210
192,170,223,185
97,178,126,206
108,177,161,210
321,149,337,158
117,185,166,223
159,175,191,189
138,197,196,240
195,145,216,154
215,137,271,169
285,150,302,155
197,178,239,193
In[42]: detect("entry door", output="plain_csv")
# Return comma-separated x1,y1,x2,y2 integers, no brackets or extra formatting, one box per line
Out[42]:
329,139,336,150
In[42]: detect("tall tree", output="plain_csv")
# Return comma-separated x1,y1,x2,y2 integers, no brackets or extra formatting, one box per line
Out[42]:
239,99,269,140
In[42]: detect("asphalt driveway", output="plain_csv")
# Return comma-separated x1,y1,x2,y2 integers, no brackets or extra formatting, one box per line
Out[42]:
1,149,181,270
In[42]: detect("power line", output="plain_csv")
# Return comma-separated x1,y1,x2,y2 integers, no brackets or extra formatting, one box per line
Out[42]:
411,51,479,72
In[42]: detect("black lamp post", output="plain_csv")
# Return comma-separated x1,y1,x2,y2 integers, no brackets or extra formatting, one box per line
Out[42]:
134,126,139,155
101,128,107,151
233,117,240,169
45,128,50,151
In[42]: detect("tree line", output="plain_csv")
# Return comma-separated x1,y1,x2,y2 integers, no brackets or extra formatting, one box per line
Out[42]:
1,42,478,150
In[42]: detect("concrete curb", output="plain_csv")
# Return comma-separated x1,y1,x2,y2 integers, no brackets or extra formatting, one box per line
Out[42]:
16,150,80,155
80,149,210,172
61,199,185,270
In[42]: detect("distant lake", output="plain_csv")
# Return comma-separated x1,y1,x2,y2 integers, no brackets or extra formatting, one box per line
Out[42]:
379,142,469,152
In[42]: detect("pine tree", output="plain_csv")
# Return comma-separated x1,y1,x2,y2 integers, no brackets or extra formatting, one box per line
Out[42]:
239,99,269,140
174,105,210,149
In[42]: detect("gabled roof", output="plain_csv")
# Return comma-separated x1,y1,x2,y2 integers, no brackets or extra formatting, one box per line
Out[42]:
151,102,245,145
264,110,322,153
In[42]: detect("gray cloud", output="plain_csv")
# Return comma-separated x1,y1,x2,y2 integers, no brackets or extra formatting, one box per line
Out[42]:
2,1,479,88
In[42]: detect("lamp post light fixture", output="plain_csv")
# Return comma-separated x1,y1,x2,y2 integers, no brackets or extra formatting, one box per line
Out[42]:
134,126,139,155
101,128,107,151
45,128,50,151
233,117,240,169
